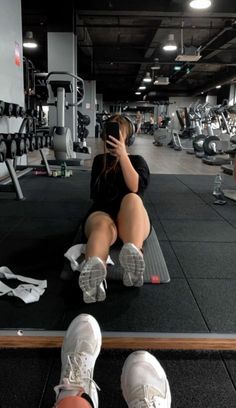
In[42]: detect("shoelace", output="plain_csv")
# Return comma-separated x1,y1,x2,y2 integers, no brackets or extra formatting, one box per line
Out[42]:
103,278,107,290
129,385,166,408
54,352,100,398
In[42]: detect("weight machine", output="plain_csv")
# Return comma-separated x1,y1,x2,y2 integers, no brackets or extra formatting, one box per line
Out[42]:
46,71,91,165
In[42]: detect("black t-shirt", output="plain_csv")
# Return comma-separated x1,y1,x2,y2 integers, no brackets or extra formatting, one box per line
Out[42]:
90,153,150,209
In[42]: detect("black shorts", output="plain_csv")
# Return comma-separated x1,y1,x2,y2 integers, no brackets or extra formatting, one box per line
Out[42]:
81,202,121,242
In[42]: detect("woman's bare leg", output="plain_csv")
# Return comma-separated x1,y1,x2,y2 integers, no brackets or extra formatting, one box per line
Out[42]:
117,193,150,249
84,211,117,262
117,194,150,287
79,212,117,303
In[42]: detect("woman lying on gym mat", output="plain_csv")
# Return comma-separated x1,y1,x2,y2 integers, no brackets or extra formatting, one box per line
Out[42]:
79,114,151,304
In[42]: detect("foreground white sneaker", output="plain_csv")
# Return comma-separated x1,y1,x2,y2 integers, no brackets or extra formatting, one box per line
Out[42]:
78,257,107,303
54,314,101,408
121,351,171,408
119,243,145,287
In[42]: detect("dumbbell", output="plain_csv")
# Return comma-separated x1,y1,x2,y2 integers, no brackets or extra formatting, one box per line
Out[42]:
43,134,51,148
0,134,17,159
48,134,53,148
0,100,5,117
9,133,25,156
12,104,20,118
4,103,13,117
19,107,26,117
15,133,30,154
28,134,36,152
34,135,42,150
39,134,46,147
82,115,90,126
0,139,7,162
23,134,30,153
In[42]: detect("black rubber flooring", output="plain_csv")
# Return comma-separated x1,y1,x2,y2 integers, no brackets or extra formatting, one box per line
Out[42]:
0,348,236,408
0,171,236,332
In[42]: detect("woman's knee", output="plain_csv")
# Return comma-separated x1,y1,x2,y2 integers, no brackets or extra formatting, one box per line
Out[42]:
85,211,117,238
120,193,143,210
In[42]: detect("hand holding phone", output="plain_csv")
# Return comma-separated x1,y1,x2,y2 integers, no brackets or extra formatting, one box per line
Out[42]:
105,122,120,149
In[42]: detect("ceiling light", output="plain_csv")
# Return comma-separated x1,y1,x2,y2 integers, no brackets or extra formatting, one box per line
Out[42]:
174,65,181,71
216,85,221,89
151,58,161,70
135,92,141,95
163,34,177,52
23,31,38,48
143,72,152,83
189,0,212,9
139,86,146,90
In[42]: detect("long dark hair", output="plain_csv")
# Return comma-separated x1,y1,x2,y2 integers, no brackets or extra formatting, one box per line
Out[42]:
101,114,130,177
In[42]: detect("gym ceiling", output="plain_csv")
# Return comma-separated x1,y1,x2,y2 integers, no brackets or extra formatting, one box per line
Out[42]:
21,0,236,102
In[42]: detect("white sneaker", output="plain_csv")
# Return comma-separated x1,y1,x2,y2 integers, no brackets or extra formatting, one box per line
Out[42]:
78,257,107,303
54,314,101,408
119,243,145,287
121,351,171,408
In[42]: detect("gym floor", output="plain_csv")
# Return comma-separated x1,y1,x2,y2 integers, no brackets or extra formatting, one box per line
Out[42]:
0,133,236,406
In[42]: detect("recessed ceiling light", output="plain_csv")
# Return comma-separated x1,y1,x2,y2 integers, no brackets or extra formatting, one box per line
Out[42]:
189,0,212,10
135,92,141,95
163,34,177,52
216,85,221,89
23,31,38,48
139,86,146,90
143,72,152,83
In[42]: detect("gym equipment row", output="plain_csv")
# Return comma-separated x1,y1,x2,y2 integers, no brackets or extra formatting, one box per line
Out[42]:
169,100,236,167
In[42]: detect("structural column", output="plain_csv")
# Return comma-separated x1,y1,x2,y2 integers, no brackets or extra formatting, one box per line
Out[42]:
47,32,77,142
80,80,96,138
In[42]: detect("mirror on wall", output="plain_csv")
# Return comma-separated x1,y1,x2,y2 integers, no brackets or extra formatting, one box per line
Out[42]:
1,0,236,342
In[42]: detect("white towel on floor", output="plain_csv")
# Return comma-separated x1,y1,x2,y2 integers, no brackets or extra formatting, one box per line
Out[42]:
0,266,47,304
64,243,114,272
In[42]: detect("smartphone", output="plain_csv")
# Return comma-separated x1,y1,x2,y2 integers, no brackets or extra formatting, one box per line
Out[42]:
105,122,119,148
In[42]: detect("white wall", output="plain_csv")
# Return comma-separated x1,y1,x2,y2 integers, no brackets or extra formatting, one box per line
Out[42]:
0,0,24,107
0,0,25,177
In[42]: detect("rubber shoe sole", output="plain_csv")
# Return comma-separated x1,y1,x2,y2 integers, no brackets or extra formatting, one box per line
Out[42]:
78,257,107,303
119,243,145,287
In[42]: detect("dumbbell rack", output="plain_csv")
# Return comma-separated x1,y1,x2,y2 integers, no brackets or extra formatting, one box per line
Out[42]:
0,99,54,199
0,148,52,200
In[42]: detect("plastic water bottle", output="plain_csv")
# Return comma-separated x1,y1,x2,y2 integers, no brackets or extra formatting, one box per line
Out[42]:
213,173,226,205
212,174,222,197
82,140,89,153
213,174,222,197
61,161,67,178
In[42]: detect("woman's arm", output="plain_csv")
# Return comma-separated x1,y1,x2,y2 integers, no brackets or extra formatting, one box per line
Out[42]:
119,152,139,192
106,135,139,192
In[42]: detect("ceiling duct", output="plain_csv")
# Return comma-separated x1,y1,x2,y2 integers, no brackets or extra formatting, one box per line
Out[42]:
175,21,202,62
